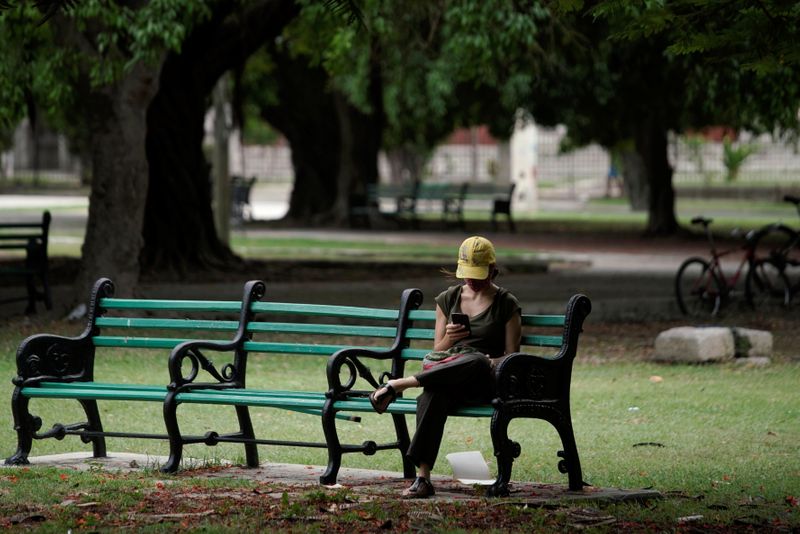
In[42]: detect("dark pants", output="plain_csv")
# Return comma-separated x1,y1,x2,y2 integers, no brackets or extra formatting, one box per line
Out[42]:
407,352,492,470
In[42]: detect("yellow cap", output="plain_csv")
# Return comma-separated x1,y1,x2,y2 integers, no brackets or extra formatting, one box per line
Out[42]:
456,236,496,280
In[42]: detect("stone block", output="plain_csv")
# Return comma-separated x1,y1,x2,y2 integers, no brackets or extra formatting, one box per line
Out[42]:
653,327,734,362
731,327,773,358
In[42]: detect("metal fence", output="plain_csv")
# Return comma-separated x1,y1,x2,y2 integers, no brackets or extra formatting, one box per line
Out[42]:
3,127,798,196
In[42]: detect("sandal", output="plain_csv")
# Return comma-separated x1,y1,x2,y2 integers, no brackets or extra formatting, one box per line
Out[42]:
368,383,397,414
402,476,435,498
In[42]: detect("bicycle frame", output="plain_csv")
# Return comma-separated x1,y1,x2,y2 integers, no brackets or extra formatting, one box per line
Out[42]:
708,244,756,294
685,217,758,305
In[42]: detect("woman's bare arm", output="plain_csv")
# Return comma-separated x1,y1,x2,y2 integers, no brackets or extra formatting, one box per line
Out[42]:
504,312,522,355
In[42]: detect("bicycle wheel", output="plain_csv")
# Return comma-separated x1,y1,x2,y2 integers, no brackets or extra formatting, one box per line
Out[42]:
745,257,791,310
675,257,723,317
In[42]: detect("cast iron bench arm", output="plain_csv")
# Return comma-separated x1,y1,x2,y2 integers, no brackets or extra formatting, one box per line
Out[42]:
12,333,96,387
493,293,590,403
327,287,424,396
13,277,113,386
326,346,404,396
168,280,266,391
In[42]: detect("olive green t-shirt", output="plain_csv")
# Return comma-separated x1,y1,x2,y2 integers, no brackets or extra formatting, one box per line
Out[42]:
434,285,521,358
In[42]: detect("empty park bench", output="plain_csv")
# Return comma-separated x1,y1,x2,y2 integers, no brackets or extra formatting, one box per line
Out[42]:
462,183,516,232
349,182,419,228
0,211,52,314
321,290,591,497
353,181,515,231
378,182,473,229
5,278,426,474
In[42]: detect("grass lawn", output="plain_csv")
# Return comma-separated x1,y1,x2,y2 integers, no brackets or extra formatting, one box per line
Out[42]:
1,316,798,531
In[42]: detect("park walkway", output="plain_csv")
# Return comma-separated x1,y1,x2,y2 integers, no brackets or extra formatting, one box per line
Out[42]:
0,188,716,321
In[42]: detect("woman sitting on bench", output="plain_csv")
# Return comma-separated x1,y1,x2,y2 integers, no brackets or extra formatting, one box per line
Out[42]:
368,236,522,498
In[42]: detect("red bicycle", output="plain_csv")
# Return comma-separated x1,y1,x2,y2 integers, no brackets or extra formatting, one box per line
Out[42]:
675,217,790,317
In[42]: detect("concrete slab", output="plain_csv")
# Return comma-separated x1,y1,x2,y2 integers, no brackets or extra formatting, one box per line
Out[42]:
3,452,661,505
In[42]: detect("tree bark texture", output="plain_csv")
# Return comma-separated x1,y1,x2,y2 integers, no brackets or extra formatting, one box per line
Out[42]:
257,48,341,224
619,147,649,212
142,0,299,273
634,118,679,235
48,16,162,303
76,62,162,299
257,43,384,226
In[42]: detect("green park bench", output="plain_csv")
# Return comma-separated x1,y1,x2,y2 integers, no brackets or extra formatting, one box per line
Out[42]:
352,182,515,232
0,211,52,314
5,278,422,473
461,182,516,233
6,277,591,498
321,290,591,497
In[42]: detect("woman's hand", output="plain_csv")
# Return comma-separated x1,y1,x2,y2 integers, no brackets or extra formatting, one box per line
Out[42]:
434,306,470,352
444,322,470,345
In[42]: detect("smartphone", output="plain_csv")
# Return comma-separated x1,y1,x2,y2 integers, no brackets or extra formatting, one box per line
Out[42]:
451,313,471,334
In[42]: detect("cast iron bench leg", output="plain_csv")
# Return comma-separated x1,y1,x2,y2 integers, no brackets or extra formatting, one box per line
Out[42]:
390,412,416,479
24,273,37,315
42,269,52,310
487,410,515,497
78,399,107,458
5,389,34,465
161,391,183,473
555,418,584,491
320,398,342,485
235,405,259,468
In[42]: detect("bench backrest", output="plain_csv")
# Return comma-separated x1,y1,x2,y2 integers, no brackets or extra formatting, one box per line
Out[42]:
464,182,515,199
415,183,467,200
13,278,258,386
401,307,572,362
0,211,51,254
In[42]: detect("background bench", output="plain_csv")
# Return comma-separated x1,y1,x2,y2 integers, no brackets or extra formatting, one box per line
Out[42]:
352,182,515,231
462,183,516,232
0,211,52,314
231,176,256,225
322,291,591,497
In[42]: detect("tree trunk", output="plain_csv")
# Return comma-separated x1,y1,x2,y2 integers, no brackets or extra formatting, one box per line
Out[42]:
142,0,298,272
634,118,679,235
619,147,648,211
257,39,383,226
74,62,161,300
332,93,382,226
330,43,383,225
257,48,341,224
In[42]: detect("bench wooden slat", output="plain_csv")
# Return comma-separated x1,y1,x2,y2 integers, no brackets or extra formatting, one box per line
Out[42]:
95,317,239,331
38,382,324,400
94,317,400,339
400,348,428,360
244,341,376,356
522,334,563,347
523,315,566,327
101,298,242,312
93,336,190,349
248,322,398,338
28,383,358,421
409,309,566,328
333,397,494,417
251,302,399,321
